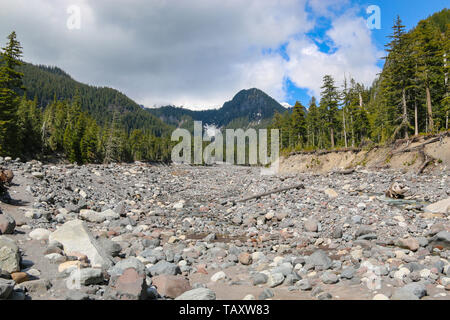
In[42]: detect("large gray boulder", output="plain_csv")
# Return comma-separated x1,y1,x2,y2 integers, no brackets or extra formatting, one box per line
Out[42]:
391,283,427,300
305,250,332,270
429,231,450,249
49,220,114,269
0,236,21,273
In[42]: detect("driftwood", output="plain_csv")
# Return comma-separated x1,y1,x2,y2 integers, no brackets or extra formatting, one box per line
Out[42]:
331,168,355,175
234,183,305,204
289,148,361,157
385,181,409,199
417,156,431,174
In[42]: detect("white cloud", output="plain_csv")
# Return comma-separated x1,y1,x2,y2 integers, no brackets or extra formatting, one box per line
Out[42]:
0,0,382,109
286,12,383,99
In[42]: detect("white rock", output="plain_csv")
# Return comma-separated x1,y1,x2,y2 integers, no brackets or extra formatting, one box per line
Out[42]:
211,271,227,282
29,228,52,241
49,219,113,269
394,267,410,280
373,294,389,300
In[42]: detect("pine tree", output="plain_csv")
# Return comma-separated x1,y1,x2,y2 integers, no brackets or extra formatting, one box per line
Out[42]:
306,97,319,148
320,75,339,148
413,19,444,133
290,101,307,148
0,31,24,156
383,16,414,139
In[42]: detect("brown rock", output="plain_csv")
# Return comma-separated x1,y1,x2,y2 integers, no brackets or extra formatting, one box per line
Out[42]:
238,252,253,265
11,272,28,284
58,260,81,273
152,274,191,299
396,237,419,252
114,268,147,300
0,214,15,234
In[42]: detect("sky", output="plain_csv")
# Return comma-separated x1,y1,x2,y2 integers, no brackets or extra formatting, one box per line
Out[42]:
0,0,448,110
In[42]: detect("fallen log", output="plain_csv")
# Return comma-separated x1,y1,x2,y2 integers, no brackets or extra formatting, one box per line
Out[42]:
234,183,305,204
331,168,355,175
417,158,431,174
289,148,361,157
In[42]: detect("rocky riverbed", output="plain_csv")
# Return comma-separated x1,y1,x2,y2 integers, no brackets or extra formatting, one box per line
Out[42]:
0,158,449,300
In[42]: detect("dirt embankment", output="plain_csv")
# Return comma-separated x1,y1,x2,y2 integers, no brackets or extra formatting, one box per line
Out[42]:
279,133,450,174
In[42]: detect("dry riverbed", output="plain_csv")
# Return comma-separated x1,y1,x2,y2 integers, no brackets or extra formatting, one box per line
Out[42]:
0,158,449,300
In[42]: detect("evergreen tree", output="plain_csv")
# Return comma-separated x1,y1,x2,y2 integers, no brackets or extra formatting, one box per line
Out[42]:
320,75,339,148
412,19,445,132
290,101,307,147
0,31,24,156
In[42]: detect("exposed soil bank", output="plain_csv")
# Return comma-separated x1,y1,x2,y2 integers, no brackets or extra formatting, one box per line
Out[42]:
280,133,450,174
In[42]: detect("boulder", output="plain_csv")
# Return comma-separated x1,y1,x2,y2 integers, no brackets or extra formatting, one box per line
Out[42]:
305,250,332,270
0,236,21,273
113,268,147,300
429,231,450,249
147,260,181,276
391,283,427,300
49,220,114,269
152,274,191,299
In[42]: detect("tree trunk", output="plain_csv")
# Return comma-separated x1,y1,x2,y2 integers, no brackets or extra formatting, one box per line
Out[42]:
426,85,434,132
414,100,418,136
342,107,348,148
350,115,355,148
330,127,335,148
402,88,409,139
445,101,448,131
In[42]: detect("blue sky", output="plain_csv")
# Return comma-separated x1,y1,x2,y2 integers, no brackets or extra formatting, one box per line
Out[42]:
283,0,449,107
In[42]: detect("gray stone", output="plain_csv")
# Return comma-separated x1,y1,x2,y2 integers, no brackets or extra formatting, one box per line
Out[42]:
295,279,312,291
141,248,166,262
321,271,339,284
391,283,427,300
18,279,52,293
98,238,121,257
340,267,356,279
258,288,274,300
0,278,14,299
147,260,181,276
108,257,146,278
267,272,284,288
66,268,104,288
0,236,21,273
305,250,332,270
175,288,216,300
429,231,450,249
251,273,268,286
